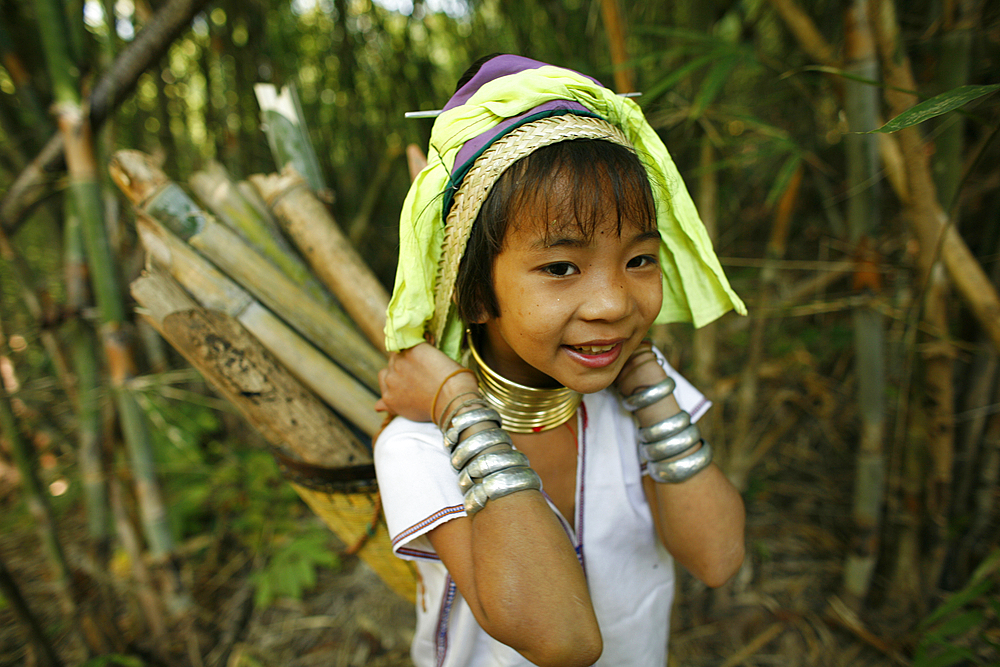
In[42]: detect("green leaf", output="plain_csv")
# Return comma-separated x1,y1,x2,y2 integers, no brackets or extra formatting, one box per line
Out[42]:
921,580,993,629
641,49,731,106
933,609,984,637
872,84,1000,133
690,54,740,119
913,644,981,667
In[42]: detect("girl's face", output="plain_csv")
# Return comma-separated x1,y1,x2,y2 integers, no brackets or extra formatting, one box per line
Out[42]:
476,175,663,394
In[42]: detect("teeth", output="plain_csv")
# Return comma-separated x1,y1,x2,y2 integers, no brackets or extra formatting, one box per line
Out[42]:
574,344,615,354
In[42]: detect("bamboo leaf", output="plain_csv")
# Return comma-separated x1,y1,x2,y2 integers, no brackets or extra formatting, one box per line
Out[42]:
872,84,1000,133
765,154,803,210
642,50,730,106
932,609,984,637
690,54,740,119
913,643,982,667
921,579,993,629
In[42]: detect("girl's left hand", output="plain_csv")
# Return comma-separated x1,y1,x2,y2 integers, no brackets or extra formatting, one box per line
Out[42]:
614,341,668,396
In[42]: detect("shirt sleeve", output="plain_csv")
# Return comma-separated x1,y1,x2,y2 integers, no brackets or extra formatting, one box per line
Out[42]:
653,347,711,422
374,417,467,561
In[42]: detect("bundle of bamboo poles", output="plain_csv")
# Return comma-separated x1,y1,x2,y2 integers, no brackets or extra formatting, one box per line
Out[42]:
109,147,416,603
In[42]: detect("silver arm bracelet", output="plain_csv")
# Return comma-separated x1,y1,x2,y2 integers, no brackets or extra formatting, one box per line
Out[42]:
648,441,713,483
444,407,502,448
638,410,691,444
440,397,488,438
450,427,512,470
458,449,530,492
623,376,676,412
464,466,542,516
641,423,701,462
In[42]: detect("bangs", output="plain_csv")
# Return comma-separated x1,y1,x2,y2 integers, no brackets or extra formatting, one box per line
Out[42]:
501,139,658,244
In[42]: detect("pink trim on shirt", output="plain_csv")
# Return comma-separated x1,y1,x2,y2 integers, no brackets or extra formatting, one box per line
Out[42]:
392,504,466,548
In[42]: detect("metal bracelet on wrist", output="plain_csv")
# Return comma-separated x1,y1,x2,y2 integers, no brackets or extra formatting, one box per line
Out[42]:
450,427,513,470
444,407,502,448
463,466,542,516
623,376,676,412
648,441,713,484
458,448,529,492
638,410,691,444
440,397,489,439
641,423,701,462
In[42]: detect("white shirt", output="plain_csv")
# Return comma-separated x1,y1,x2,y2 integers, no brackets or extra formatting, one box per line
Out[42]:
375,359,709,667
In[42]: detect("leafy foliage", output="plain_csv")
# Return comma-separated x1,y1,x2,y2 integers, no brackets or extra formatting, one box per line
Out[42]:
134,379,341,605
251,528,341,608
873,84,1000,134
913,549,1000,667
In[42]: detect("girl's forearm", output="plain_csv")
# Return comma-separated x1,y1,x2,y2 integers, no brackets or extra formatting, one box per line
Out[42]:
623,368,746,587
429,493,602,667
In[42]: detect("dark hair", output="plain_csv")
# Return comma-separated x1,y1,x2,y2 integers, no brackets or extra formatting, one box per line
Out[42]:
453,138,658,323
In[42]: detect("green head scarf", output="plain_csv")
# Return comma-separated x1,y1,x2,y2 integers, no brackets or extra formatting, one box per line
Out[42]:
385,55,745,361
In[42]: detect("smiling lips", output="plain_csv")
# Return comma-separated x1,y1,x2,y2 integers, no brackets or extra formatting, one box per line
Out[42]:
563,341,624,369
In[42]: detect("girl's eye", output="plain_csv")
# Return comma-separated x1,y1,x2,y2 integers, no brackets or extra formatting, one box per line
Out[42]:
627,255,658,269
543,262,579,277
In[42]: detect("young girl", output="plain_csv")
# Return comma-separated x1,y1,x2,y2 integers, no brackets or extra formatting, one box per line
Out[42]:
375,55,747,667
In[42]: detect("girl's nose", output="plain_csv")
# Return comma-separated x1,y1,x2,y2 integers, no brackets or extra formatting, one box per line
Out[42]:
578,277,631,322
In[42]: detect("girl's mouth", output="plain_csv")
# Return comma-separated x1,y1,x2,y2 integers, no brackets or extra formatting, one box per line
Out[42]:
563,341,623,368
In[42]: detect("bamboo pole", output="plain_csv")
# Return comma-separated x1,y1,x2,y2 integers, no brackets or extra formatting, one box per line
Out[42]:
251,169,390,354
131,269,370,467
63,199,109,554
189,161,335,307
130,215,382,436
841,0,887,609
600,0,635,93
36,0,178,571
869,0,959,602
109,150,384,391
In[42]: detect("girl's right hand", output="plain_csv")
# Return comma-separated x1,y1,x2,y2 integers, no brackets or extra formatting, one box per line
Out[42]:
375,342,479,423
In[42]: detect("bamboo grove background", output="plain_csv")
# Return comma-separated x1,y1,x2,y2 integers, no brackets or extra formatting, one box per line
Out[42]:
1,0,999,665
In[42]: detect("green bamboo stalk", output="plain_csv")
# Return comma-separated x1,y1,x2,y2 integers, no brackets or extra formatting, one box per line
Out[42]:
110,151,383,391
64,199,109,550
254,83,327,194
188,161,335,306
35,0,177,566
841,0,886,608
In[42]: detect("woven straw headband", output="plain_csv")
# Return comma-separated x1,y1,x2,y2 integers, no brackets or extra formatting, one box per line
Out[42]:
427,114,631,345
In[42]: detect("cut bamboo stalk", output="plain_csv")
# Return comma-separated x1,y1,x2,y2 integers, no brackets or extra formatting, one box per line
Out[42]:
132,216,382,436
254,83,327,194
251,169,390,354
189,161,334,307
109,150,383,391
131,269,369,468
131,272,415,601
